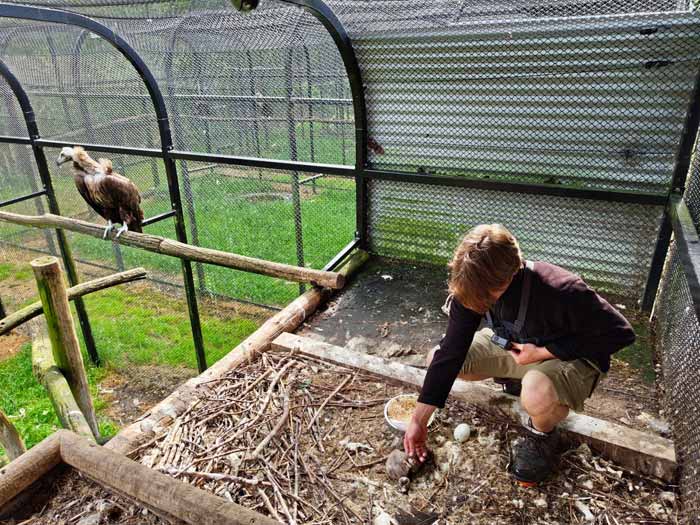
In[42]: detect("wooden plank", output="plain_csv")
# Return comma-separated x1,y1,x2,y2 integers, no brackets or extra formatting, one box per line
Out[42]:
272,332,677,482
0,267,147,335
31,257,99,439
0,408,25,461
0,211,344,289
106,250,370,455
32,324,94,440
0,431,61,509
59,431,279,525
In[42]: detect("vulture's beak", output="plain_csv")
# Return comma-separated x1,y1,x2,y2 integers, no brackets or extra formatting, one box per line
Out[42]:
56,154,69,166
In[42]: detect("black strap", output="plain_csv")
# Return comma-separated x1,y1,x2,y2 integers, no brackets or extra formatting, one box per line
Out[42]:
513,260,534,334
485,260,534,337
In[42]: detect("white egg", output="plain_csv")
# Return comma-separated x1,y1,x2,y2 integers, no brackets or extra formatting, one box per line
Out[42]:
453,423,471,442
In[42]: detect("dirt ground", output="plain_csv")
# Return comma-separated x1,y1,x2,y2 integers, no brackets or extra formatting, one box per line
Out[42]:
0,466,172,524
125,351,679,525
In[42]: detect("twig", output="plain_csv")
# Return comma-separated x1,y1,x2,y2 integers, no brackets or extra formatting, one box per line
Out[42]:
307,374,352,430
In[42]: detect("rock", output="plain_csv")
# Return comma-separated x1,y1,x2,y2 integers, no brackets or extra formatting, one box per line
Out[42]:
574,500,595,521
346,336,373,354
340,439,373,453
659,491,676,505
373,511,396,525
580,479,594,490
534,497,548,509
77,513,101,525
575,443,593,460
511,499,524,509
453,423,471,443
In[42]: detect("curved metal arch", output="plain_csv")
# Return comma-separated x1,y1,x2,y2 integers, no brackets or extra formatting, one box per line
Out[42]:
0,56,98,363
278,0,367,170
0,2,207,372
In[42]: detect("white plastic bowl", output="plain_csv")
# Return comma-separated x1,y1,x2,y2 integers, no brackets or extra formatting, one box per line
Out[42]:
384,394,435,432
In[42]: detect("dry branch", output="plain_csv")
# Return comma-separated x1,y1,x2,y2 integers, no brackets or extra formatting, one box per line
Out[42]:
0,408,25,461
0,267,147,335
272,332,678,482
32,324,95,440
31,257,99,439
107,250,369,456
0,211,343,289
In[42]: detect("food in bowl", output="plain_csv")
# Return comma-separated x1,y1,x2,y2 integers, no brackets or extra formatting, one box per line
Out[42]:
384,394,435,431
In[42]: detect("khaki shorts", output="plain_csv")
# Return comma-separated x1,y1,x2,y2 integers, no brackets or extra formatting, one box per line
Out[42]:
460,329,604,412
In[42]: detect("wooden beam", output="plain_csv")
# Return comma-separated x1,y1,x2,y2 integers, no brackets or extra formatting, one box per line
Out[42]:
0,408,25,461
0,211,344,289
32,325,94,440
31,257,99,439
107,250,369,455
272,332,677,482
58,431,279,525
0,431,61,509
0,267,147,335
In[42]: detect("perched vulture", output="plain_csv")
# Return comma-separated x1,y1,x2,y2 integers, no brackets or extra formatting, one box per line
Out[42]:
56,146,144,239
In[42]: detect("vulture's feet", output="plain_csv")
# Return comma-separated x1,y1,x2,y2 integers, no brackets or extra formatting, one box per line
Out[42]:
115,224,129,239
102,220,114,240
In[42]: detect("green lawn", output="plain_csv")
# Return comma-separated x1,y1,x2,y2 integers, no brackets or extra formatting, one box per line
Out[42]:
0,263,261,462
1,159,356,307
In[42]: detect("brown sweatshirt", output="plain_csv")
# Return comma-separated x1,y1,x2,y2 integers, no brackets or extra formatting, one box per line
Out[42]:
418,261,636,408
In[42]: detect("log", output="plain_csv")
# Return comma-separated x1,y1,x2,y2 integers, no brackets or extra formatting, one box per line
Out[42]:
0,267,147,335
0,408,25,461
32,325,94,440
271,332,678,482
59,431,279,525
0,431,61,509
0,211,344,289
107,250,369,455
31,257,99,439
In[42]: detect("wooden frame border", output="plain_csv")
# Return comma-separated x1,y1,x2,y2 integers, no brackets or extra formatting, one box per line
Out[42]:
0,430,278,524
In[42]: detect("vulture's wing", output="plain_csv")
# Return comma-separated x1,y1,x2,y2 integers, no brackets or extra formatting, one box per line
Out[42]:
74,175,108,220
94,173,144,233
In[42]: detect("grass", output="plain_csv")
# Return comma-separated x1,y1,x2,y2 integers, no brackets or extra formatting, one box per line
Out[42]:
0,159,356,307
0,263,261,461
615,314,655,384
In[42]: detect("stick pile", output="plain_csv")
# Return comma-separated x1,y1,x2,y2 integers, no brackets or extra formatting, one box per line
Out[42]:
133,352,389,524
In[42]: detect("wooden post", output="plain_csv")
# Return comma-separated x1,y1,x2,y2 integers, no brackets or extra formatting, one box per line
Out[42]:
32,325,95,441
0,408,25,461
31,257,99,439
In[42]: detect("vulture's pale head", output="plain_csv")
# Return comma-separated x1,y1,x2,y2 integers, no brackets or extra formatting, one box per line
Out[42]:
56,146,75,166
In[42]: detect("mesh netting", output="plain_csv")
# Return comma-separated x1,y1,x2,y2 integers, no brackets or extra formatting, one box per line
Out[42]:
655,241,700,521
684,132,700,230
367,178,663,298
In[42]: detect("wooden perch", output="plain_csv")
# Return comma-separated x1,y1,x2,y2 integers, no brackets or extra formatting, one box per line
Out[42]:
272,332,677,482
0,267,147,335
0,409,25,461
0,211,344,289
32,325,94,441
32,257,99,439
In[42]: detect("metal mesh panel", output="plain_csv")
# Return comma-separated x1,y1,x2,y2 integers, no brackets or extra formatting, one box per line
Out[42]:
655,241,700,521
368,178,663,298
684,132,700,230
328,2,700,193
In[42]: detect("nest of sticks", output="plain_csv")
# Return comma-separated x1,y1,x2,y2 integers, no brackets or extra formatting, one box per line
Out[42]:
129,351,680,525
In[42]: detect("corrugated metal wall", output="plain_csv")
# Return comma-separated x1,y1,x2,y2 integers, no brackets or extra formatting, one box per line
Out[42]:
356,12,700,192
367,179,664,298
339,8,700,300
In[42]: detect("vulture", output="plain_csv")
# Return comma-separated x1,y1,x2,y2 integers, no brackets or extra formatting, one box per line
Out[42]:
56,146,144,239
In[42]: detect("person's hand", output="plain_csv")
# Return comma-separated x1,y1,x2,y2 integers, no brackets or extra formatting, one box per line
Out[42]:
403,418,429,462
509,343,554,365
403,402,434,462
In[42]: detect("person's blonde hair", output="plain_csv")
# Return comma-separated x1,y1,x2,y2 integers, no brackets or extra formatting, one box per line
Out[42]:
448,224,523,313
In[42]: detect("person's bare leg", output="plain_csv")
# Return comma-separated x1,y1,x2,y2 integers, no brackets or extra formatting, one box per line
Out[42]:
425,346,490,381
520,370,568,432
